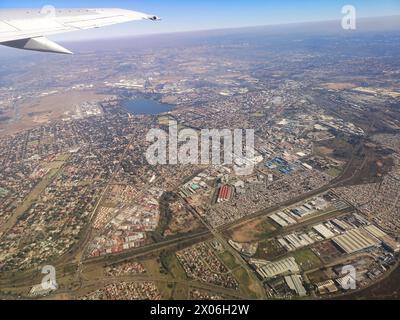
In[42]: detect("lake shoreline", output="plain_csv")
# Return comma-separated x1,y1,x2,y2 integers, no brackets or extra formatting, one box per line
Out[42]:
122,98,175,116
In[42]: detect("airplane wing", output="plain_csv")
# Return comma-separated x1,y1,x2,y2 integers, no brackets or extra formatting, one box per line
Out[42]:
0,8,160,54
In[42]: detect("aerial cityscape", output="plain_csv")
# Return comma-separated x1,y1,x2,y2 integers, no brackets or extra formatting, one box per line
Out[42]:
0,1,400,303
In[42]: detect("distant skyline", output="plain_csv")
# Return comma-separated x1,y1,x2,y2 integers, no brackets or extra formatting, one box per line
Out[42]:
0,0,400,41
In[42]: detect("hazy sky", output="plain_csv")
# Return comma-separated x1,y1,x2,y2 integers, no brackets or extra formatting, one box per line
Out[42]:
0,0,400,40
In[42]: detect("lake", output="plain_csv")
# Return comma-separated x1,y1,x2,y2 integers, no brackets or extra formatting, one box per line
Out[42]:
122,98,174,115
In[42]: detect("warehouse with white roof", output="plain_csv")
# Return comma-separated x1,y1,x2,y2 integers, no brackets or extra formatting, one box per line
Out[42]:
332,228,380,254
253,257,300,279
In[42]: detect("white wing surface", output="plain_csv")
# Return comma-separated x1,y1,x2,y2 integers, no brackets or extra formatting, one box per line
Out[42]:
0,8,160,54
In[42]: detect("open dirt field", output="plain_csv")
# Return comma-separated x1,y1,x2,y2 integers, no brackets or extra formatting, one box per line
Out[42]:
0,90,111,136
321,83,358,90
227,216,276,242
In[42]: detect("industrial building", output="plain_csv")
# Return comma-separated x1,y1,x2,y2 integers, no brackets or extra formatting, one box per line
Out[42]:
217,185,233,203
284,275,307,297
331,218,353,231
269,211,297,227
279,232,315,251
251,257,300,279
301,162,313,170
336,273,357,290
313,223,336,239
277,211,297,224
364,224,400,253
332,228,380,254
270,213,289,227
315,280,338,295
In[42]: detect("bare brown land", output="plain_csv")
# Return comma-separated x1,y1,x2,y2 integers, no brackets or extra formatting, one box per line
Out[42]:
321,83,358,90
227,216,276,242
0,90,111,136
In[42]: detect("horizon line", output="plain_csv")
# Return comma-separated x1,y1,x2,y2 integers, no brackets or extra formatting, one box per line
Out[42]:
59,14,400,44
